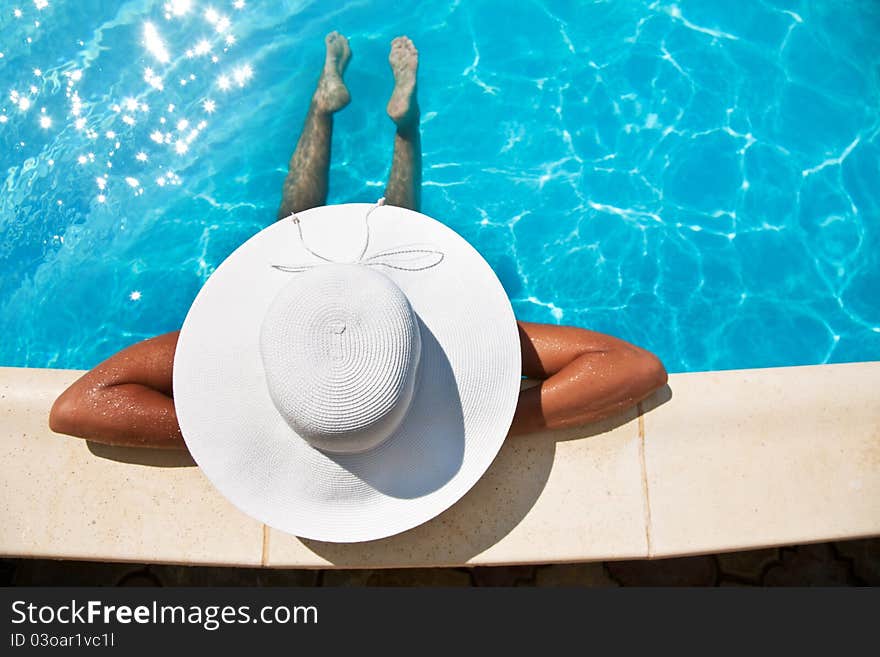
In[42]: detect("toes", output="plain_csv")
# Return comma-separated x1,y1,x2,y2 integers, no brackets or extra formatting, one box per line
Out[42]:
324,31,351,69
325,31,349,51
391,35,414,50
389,36,418,63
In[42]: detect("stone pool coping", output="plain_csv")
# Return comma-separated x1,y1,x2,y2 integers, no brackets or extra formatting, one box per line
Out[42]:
1,362,878,568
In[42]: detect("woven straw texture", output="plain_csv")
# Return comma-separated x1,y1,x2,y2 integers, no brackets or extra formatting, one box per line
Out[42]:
260,264,421,454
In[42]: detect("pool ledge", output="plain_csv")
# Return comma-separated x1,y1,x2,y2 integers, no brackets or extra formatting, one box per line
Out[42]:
1,362,878,568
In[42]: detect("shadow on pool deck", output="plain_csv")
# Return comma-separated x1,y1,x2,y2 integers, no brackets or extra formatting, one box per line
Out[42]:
76,385,675,567
299,392,673,567
87,442,196,467
640,384,673,417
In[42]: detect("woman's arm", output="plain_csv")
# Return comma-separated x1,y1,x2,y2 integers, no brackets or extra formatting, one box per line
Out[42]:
509,321,668,436
48,322,667,446
48,331,185,449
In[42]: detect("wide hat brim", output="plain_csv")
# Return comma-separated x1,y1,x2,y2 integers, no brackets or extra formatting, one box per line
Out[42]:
173,204,521,543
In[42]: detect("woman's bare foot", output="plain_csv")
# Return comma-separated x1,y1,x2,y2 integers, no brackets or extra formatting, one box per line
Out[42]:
386,36,419,131
313,31,351,113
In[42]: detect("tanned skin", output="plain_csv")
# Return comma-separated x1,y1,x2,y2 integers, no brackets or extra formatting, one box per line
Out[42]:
49,33,667,450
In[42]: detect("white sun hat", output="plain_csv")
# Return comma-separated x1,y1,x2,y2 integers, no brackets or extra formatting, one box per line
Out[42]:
173,201,521,543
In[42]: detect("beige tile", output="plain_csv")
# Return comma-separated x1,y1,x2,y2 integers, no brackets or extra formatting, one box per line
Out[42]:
11,362,877,570
0,367,264,566
266,408,648,568
644,362,880,558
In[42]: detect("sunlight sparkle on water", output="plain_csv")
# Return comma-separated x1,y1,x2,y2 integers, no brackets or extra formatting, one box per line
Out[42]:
143,22,170,64
144,67,164,90
232,64,252,86
193,39,211,56
70,92,82,116
164,0,191,17
214,16,231,34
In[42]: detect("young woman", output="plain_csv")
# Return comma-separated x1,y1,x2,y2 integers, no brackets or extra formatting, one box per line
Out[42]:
49,33,667,450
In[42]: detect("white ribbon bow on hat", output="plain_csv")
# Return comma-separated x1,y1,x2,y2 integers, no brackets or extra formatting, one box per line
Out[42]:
271,198,445,273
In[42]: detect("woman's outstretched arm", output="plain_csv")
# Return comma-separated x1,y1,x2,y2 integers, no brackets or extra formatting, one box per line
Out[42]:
48,331,185,449
48,322,667,446
509,321,668,436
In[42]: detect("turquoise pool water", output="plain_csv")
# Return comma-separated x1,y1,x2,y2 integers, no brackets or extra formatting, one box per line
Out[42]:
1,0,878,372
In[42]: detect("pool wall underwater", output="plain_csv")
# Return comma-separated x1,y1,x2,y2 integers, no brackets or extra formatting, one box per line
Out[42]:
1,0,879,373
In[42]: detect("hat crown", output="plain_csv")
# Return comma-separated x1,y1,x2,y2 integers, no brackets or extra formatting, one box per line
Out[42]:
260,263,421,454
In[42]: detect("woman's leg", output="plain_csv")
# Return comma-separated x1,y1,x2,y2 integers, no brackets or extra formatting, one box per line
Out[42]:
384,36,422,211
277,32,352,219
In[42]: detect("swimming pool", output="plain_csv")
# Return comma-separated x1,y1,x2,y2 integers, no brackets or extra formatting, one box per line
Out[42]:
1,0,878,373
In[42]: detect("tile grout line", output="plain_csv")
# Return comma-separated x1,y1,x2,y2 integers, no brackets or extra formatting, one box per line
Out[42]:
637,402,653,558
261,524,270,566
